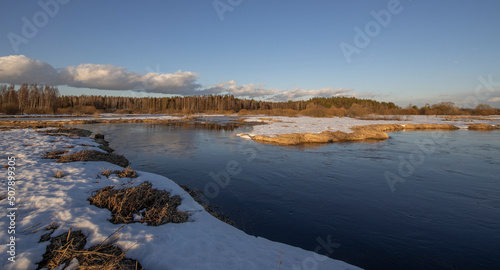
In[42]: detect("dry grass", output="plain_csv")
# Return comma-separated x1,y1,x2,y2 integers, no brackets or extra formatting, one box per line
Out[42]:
89,182,189,226
37,228,143,270
38,127,92,138
100,168,113,178
42,150,68,159
357,115,414,121
100,166,138,179
468,124,500,130
57,150,129,167
53,170,66,178
114,166,138,178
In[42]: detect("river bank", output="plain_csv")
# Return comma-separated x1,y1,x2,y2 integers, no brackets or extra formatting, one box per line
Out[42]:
0,125,361,270
237,115,500,145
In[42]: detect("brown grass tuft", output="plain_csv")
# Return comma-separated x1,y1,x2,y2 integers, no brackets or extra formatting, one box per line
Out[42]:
37,228,143,270
42,150,68,159
100,168,113,178
114,166,138,178
38,127,92,137
53,170,66,178
89,182,189,226
58,150,129,167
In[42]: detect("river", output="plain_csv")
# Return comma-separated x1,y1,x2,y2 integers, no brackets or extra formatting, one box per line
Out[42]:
74,121,500,270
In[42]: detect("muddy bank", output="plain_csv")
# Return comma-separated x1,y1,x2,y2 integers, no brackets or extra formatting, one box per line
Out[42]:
249,123,498,145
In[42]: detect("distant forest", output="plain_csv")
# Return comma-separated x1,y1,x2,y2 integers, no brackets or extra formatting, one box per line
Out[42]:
0,84,498,117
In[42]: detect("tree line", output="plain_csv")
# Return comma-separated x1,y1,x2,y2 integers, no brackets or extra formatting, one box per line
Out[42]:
0,83,498,116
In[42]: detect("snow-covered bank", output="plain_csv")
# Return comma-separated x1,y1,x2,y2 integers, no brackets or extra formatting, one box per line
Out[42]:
239,115,500,137
0,128,361,270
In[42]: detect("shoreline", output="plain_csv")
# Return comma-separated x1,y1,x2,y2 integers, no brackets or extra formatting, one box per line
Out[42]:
2,114,499,146
237,115,500,145
0,124,362,270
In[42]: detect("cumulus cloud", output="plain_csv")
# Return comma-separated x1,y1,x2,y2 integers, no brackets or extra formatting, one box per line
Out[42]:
0,55,201,95
204,80,280,98
488,97,500,102
0,55,60,85
61,64,201,94
271,87,353,101
0,55,356,101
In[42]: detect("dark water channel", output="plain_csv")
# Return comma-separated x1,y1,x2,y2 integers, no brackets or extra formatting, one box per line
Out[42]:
74,122,500,270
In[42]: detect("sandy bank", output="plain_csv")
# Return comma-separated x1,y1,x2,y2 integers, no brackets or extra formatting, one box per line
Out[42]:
237,115,500,145
250,123,462,145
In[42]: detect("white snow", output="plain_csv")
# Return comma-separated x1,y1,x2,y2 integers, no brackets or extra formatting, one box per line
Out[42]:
0,128,361,270
241,115,500,137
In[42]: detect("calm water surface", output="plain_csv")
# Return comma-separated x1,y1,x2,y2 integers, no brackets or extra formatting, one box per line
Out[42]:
75,123,500,270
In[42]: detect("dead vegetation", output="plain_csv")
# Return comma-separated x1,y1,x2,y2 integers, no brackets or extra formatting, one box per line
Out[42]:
251,123,460,145
42,150,68,159
467,124,500,130
52,170,67,178
100,168,113,178
357,115,414,121
99,167,139,179
37,228,143,270
57,150,129,167
38,127,92,137
114,167,138,178
89,182,189,226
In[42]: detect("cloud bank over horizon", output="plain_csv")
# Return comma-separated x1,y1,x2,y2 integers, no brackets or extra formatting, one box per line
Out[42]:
0,55,353,101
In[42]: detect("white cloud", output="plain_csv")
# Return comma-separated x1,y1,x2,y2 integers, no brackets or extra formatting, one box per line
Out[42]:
271,87,353,101
487,97,500,102
204,80,280,98
0,55,356,101
140,70,200,94
61,64,201,94
61,64,142,90
0,55,201,94
0,55,60,85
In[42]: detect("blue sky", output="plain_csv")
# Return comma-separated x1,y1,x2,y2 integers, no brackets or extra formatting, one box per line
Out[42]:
0,0,499,107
